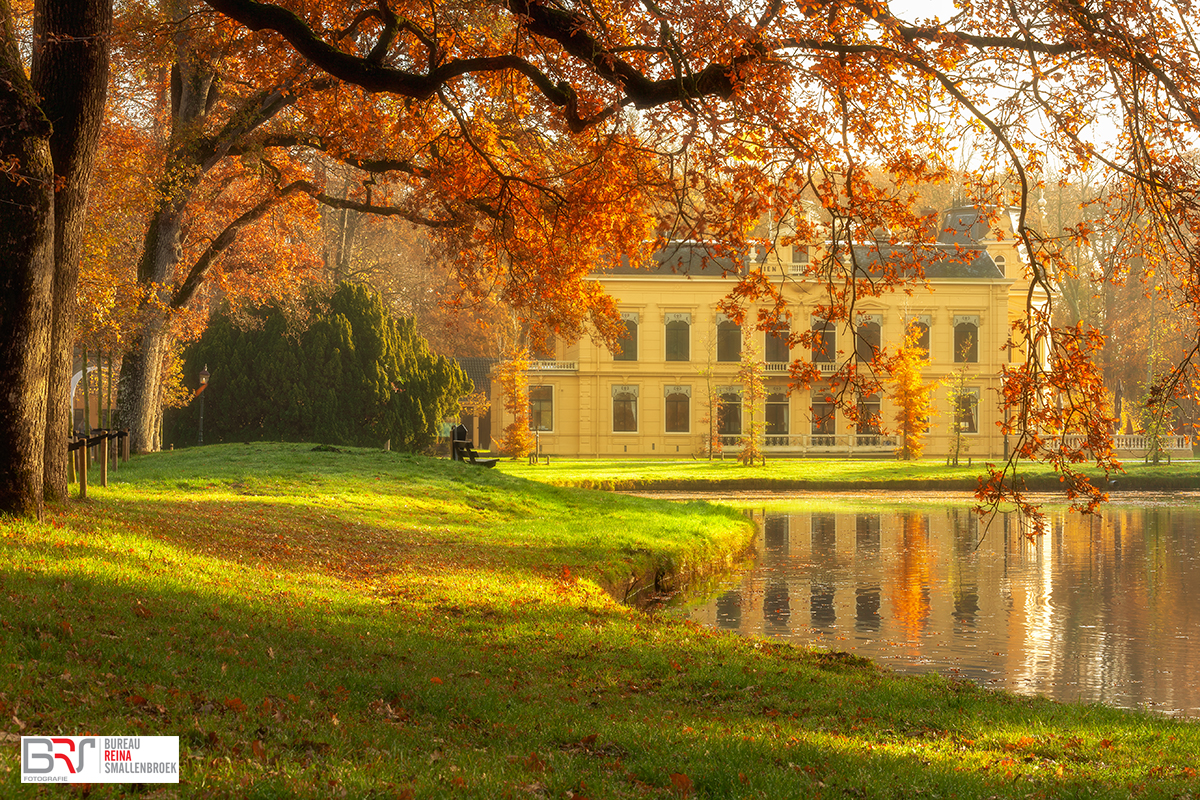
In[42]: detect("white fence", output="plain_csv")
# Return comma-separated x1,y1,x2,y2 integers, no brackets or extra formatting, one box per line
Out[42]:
762,362,839,375
720,433,899,453
1060,433,1191,456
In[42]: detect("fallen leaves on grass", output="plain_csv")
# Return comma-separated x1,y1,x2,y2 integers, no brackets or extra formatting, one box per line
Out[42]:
669,772,694,797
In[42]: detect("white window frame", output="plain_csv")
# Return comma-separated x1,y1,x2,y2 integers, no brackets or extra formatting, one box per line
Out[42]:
529,384,554,433
612,384,639,434
664,385,691,434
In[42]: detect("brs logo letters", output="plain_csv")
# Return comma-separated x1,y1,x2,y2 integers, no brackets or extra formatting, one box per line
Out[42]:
23,737,98,777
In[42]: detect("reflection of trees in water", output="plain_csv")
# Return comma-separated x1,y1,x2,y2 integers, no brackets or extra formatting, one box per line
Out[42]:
889,512,932,642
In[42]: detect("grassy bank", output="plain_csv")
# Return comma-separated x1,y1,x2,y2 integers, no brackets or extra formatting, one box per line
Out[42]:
496,456,1200,493
2,444,1198,798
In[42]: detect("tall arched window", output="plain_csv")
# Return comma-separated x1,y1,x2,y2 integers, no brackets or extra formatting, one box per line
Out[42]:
665,313,690,361
717,317,741,362
614,313,638,361
765,325,791,364
857,393,881,436
718,391,742,438
811,320,836,363
765,390,789,445
955,387,979,433
953,315,979,363
664,385,690,433
906,315,931,357
855,315,882,362
612,385,638,432
812,398,836,446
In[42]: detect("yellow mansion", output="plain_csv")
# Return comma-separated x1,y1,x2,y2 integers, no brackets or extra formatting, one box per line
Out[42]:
490,207,1090,460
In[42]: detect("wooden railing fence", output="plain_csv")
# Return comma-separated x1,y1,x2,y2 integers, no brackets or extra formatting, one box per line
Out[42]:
67,429,130,498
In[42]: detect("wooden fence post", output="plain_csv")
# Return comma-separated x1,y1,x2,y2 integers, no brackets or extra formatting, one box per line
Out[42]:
99,436,108,488
68,443,76,484
77,444,87,499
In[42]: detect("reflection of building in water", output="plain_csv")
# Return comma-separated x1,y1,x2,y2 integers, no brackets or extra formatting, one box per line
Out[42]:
1014,514,1059,692
764,580,791,635
812,514,836,554
950,509,980,632
763,515,789,556
685,504,1200,715
811,515,838,628
856,515,880,554
715,589,742,631
856,585,881,632
856,515,881,631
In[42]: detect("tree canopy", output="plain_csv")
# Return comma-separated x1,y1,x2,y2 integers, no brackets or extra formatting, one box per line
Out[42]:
5,0,1200,516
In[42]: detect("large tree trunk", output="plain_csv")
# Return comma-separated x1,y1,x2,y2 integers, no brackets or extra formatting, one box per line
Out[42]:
120,28,216,453
0,0,56,518
33,0,112,501
123,299,177,454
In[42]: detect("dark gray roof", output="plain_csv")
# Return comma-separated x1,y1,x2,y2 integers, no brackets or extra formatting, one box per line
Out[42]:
597,241,747,278
851,242,1004,280
938,206,994,245
594,239,1002,281
455,357,496,394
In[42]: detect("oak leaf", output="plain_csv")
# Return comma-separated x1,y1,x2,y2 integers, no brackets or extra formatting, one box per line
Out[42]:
669,772,694,797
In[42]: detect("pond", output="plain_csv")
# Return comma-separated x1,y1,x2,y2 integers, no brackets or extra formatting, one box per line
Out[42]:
674,494,1200,718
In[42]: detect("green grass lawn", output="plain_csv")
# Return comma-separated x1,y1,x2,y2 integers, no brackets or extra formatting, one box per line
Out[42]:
495,455,1200,493
3,443,1200,798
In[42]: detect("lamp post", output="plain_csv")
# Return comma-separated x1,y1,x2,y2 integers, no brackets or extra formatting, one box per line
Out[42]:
198,364,210,445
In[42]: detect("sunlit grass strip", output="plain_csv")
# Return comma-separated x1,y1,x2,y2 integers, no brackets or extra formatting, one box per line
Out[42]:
497,456,1200,493
2,443,1198,798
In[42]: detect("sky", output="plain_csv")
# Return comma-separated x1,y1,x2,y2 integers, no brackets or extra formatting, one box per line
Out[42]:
889,0,961,22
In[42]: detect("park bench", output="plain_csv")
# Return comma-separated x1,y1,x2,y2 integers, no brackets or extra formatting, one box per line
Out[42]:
450,424,498,468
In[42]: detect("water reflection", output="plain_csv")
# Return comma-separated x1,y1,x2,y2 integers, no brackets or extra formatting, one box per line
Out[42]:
680,501,1200,717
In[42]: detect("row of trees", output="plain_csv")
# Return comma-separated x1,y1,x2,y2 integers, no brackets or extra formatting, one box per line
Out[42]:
6,0,1200,518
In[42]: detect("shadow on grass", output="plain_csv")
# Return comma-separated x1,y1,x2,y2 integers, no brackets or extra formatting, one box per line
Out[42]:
5,526,1196,798
69,487,749,602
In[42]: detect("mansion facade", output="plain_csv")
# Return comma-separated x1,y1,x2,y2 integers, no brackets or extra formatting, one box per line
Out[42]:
492,207,1039,459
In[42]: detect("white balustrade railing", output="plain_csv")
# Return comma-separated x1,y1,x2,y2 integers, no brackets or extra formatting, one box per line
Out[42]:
719,433,898,451
528,360,578,371
1059,433,1191,453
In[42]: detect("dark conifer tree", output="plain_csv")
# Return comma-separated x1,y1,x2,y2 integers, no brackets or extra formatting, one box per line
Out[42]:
169,284,470,449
